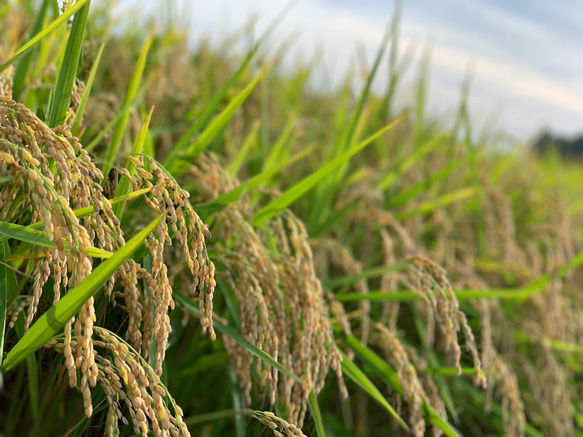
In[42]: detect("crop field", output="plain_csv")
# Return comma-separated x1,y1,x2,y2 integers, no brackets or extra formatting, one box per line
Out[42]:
0,1,582,436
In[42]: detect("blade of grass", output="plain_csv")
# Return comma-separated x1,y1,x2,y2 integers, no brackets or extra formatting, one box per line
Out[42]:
262,119,296,172
183,408,255,426
308,390,325,437
71,41,106,136
0,241,15,368
46,0,91,127
85,99,135,152
165,68,268,179
0,221,113,259
228,368,246,437
196,143,317,220
340,333,461,437
227,121,260,177
412,311,459,422
387,157,466,208
12,0,51,100
334,286,547,303
308,22,392,230
325,263,409,288
0,187,151,239
338,349,409,431
13,315,39,419
2,214,165,372
396,186,481,220
378,133,448,191
0,221,54,249
113,106,154,219
253,116,402,227
0,0,89,72
163,2,292,172
101,38,152,182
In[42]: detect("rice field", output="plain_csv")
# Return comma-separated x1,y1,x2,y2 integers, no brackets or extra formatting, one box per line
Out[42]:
1,1,583,436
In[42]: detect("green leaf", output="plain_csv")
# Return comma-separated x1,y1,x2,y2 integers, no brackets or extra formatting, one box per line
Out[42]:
174,291,304,385
0,241,16,368
379,133,449,191
0,221,112,259
113,106,154,219
101,38,151,181
340,333,461,437
165,68,268,179
227,121,260,177
2,214,165,372
85,100,135,152
262,119,296,172
253,117,402,227
0,0,90,72
196,143,316,220
334,286,546,303
0,221,56,249
2,187,151,237
338,349,409,431
46,0,91,127
71,41,106,136
387,156,466,208
162,7,289,173
397,186,481,219
12,0,51,100
308,390,325,437
307,24,392,230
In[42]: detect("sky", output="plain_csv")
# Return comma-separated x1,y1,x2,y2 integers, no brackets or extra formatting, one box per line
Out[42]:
118,0,583,141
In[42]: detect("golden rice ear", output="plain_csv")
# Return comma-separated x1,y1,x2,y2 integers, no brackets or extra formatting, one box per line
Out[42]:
373,323,446,437
46,327,190,436
0,96,215,427
0,65,13,98
187,155,341,430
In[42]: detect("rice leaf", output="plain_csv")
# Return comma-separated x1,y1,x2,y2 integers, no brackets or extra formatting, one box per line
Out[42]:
0,241,15,368
227,121,260,177
262,119,296,172
164,64,257,171
71,41,106,136
397,186,481,219
340,333,461,437
113,106,154,219
325,263,408,288
19,187,151,235
387,157,466,208
379,133,448,191
165,68,268,179
196,143,316,219
85,101,135,152
2,214,165,372
46,0,91,127
334,286,546,303
338,349,410,431
253,117,402,227
0,0,89,72
308,390,325,437
12,0,51,100
101,38,152,182
0,221,112,259
0,221,55,249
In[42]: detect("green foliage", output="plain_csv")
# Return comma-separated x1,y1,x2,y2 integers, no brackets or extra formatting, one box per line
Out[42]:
1,2,583,437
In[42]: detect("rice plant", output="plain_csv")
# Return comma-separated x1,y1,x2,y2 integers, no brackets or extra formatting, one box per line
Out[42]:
1,1,583,436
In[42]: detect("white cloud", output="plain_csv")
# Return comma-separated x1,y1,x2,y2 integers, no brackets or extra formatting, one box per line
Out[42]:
117,0,583,137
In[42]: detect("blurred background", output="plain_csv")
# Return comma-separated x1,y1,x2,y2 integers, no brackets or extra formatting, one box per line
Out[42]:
117,0,583,142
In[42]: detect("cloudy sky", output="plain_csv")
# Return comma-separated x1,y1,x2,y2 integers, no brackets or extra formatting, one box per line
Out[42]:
119,0,583,140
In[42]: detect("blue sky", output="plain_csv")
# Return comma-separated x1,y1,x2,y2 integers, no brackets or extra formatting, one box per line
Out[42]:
119,0,583,140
